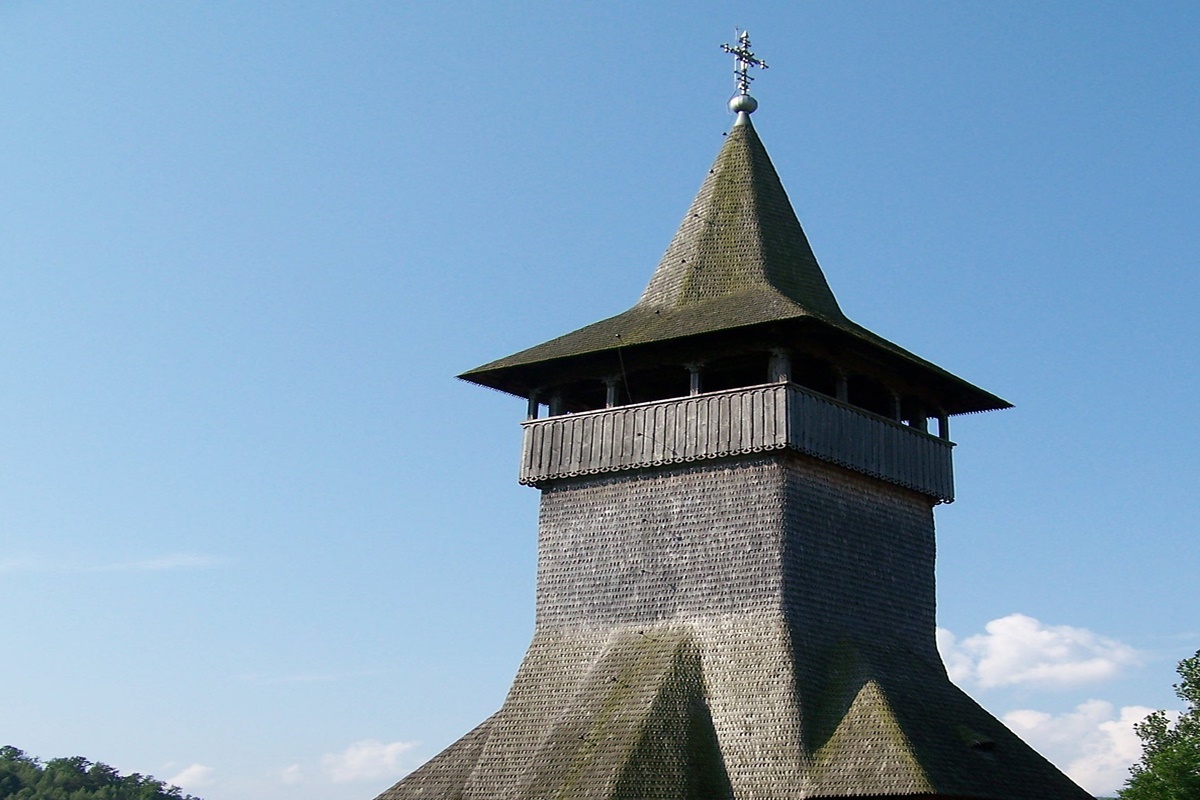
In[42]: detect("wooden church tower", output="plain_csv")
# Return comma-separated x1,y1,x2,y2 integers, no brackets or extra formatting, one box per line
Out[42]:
378,35,1092,800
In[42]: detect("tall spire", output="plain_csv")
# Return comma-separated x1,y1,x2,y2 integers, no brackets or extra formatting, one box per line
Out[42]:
459,44,1009,417
636,117,843,319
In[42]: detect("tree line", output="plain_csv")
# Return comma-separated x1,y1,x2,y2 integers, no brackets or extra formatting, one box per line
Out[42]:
1118,649,1200,800
0,747,200,800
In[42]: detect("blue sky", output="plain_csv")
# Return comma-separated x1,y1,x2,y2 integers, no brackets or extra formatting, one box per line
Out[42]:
1,3,1197,798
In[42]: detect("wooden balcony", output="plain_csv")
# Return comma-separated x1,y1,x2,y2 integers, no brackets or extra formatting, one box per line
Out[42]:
519,382,955,501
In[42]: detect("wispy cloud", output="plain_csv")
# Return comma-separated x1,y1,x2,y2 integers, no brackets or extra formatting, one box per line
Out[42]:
167,763,215,791
1004,701,1167,795
0,552,226,574
937,613,1141,689
279,763,304,784
320,739,419,783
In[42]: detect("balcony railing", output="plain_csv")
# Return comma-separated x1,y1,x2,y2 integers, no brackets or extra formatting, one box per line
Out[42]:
519,382,955,501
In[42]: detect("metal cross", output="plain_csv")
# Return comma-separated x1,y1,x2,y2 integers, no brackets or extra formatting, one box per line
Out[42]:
721,30,768,95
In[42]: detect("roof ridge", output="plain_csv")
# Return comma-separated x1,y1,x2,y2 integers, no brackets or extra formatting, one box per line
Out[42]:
811,678,934,793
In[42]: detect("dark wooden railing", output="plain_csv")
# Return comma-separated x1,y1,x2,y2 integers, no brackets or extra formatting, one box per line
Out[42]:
520,382,954,501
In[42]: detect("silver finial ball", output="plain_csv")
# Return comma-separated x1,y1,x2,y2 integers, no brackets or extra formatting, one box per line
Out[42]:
729,93,758,114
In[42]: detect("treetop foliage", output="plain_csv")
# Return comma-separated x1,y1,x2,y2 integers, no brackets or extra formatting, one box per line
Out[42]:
0,747,201,800
1118,649,1200,800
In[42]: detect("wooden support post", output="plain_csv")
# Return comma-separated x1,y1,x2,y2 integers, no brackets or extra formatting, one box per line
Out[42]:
548,390,564,417
686,363,704,396
907,399,928,432
603,377,620,409
769,348,792,383
937,413,950,440
526,390,540,420
835,369,849,403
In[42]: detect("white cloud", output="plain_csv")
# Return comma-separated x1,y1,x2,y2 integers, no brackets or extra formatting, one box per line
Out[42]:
937,613,1140,689
168,763,215,790
936,627,976,685
279,764,304,784
321,739,419,783
1003,700,1164,795
97,553,225,572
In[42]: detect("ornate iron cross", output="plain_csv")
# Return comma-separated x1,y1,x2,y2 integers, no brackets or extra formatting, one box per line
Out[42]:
721,30,768,96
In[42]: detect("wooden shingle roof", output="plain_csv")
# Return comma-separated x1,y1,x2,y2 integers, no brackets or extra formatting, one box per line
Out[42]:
462,115,1010,416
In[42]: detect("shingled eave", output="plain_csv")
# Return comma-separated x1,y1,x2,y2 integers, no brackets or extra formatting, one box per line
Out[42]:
827,318,1013,413
459,288,1009,415
460,287,818,375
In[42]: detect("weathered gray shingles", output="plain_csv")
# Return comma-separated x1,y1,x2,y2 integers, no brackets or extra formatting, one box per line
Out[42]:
374,716,493,800
376,456,1092,800
380,108,1073,800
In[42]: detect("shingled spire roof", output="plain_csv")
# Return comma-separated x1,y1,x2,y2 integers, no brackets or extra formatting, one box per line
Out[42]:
637,115,844,320
461,112,1010,416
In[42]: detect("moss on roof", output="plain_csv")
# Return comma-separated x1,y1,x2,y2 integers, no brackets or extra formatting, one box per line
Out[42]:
461,117,1010,415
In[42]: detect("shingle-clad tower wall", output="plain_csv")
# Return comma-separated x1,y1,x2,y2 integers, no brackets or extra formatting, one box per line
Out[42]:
375,97,1092,800
536,456,937,650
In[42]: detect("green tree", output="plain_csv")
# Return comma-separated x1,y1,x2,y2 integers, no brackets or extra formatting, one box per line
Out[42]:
1119,649,1200,800
0,748,200,800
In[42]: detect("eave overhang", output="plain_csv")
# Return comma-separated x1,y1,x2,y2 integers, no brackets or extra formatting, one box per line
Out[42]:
459,293,1010,416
